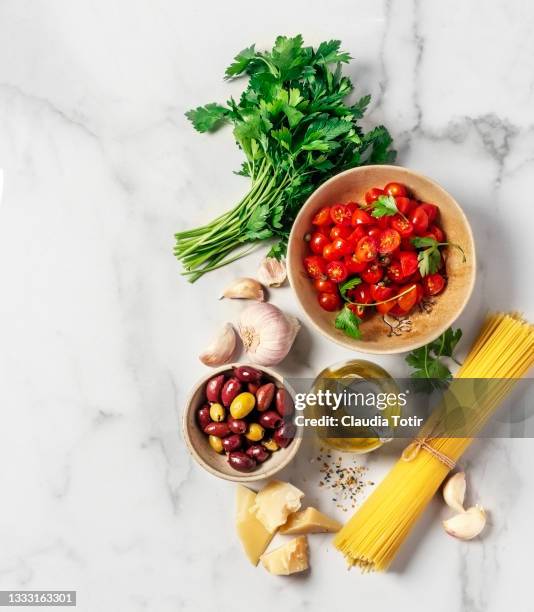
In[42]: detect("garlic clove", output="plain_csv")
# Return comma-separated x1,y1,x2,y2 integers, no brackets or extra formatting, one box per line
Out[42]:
443,505,487,540
199,323,237,367
257,257,287,288
221,278,265,301
442,472,467,513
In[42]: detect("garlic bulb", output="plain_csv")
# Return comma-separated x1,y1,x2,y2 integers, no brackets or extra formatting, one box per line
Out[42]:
199,323,237,366
257,257,287,287
443,505,487,540
442,472,467,513
221,277,264,301
238,303,300,366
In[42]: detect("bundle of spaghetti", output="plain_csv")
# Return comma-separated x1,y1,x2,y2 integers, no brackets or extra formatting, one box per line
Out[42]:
334,312,534,572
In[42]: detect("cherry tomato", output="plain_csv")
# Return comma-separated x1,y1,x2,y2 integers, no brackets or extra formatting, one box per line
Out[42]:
377,216,390,230
371,283,394,302
429,224,445,243
384,182,408,198
347,283,373,304
348,303,367,318
314,278,338,294
309,232,329,255
395,196,415,216
419,203,438,224
303,255,327,280
410,206,429,235
378,228,401,254
423,273,446,296
352,208,374,226
312,206,332,226
345,254,367,274
391,215,414,238
396,284,418,313
355,236,378,263
387,261,404,283
326,260,349,283
330,204,352,226
399,251,419,277
367,226,382,239
331,237,352,257
377,300,396,315
388,303,407,317
365,187,385,204
348,226,366,246
322,243,338,262
330,224,352,240
361,263,384,284
318,292,342,312
401,237,416,251
345,201,358,215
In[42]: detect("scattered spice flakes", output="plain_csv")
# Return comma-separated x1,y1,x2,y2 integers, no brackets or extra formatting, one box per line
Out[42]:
316,447,374,510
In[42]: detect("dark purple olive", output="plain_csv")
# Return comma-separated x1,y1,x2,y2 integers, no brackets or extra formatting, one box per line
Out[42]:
221,377,242,407
273,421,296,448
256,382,275,412
228,451,257,472
205,374,225,403
233,366,262,384
275,388,294,417
246,445,270,463
204,422,230,438
197,405,211,430
258,410,283,430
227,416,247,435
248,382,260,394
222,434,243,452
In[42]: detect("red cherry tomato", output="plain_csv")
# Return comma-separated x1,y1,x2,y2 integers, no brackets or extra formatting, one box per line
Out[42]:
326,260,349,283
348,226,366,246
410,206,429,235
318,292,342,311
396,284,418,313
330,204,352,226
365,188,385,204
345,254,367,274
352,208,374,226
309,232,329,255
331,237,352,257
361,263,384,284
387,261,404,283
314,278,338,294
355,236,378,262
395,197,415,216
399,251,419,277
401,237,416,251
384,182,408,197
371,283,394,302
391,215,414,238
377,216,390,230
378,228,401,254
303,255,327,279
345,201,358,215
429,224,445,243
423,273,446,296
347,283,373,304
419,203,438,224
367,226,382,239
322,243,338,262
330,224,352,240
348,303,367,318
312,206,332,226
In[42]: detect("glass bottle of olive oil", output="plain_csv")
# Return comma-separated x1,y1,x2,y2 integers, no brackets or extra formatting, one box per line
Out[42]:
310,360,401,454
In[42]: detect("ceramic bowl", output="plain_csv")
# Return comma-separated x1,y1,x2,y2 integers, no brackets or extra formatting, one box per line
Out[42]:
182,364,301,482
287,165,475,354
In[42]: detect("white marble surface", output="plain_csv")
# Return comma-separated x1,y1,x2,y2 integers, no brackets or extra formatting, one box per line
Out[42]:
0,1,533,610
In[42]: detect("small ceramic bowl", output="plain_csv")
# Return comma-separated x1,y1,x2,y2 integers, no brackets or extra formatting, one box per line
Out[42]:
182,364,301,482
287,165,476,354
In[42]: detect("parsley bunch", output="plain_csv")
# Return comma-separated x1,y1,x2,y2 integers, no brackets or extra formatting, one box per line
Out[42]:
176,35,395,281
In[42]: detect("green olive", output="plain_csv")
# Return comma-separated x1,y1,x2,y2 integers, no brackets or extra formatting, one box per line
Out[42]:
262,438,280,452
230,392,256,419
245,422,265,442
208,435,224,453
209,403,225,422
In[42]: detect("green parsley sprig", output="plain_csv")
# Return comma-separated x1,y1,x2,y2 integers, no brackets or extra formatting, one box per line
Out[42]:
411,237,466,277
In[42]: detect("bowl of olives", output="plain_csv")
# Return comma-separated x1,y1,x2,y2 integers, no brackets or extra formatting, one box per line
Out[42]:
182,364,302,482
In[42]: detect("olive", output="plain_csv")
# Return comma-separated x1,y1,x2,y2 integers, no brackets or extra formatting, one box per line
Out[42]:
246,445,270,463
248,382,260,394
209,435,224,453
204,422,230,438
209,403,225,422
230,392,256,419
233,366,262,384
262,438,280,452
227,417,247,435
256,382,275,412
197,405,211,430
206,374,225,403
275,388,294,417
245,422,265,442
258,410,283,429
228,451,257,472
222,434,243,452
273,421,296,448
221,377,242,407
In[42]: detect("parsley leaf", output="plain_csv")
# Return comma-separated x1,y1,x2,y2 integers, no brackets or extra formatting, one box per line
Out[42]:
371,194,398,218
185,104,229,133
225,45,257,79
339,276,362,300
335,306,362,339
411,237,466,277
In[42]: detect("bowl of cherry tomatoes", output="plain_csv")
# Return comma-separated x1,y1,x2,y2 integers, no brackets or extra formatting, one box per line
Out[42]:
287,165,475,354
